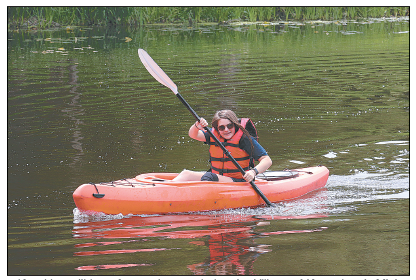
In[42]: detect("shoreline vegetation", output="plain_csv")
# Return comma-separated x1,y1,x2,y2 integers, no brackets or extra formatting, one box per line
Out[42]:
8,7,409,30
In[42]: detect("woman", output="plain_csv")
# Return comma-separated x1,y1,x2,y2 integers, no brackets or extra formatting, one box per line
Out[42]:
173,110,272,182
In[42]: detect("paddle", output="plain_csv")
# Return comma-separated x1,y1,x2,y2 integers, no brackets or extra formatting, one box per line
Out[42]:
138,49,273,207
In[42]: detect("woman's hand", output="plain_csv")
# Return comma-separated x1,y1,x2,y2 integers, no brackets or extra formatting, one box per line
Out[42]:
243,169,257,182
195,118,208,130
189,118,209,141
244,156,272,182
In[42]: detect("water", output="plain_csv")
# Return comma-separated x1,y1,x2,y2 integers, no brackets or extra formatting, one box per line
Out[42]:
8,18,409,276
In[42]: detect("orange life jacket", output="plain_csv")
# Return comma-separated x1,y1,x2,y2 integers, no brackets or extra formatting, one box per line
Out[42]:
208,118,257,179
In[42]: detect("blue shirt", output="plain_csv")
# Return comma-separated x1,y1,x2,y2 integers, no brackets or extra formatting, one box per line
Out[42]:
203,131,268,161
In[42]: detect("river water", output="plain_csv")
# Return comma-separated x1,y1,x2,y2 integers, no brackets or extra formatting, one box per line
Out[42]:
8,18,409,277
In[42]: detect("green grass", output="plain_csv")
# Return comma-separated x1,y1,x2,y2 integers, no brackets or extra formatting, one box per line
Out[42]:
8,7,409,29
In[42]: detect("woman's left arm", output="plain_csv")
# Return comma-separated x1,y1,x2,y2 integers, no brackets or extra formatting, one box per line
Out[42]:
254,155,273,174
243,155,272,182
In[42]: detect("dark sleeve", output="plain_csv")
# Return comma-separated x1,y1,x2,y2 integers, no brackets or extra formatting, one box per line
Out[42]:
203,131,211,144
240,135,268,161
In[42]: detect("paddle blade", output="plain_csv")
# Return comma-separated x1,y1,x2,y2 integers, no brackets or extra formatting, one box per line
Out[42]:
138,49,178,94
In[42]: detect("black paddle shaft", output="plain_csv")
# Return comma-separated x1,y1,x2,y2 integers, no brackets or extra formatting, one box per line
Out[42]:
176,93,273,207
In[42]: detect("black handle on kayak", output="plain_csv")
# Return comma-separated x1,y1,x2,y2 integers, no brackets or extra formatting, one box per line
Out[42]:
176,93,273,207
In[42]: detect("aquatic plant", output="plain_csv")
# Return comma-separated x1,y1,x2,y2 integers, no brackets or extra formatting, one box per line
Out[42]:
8,7,409,29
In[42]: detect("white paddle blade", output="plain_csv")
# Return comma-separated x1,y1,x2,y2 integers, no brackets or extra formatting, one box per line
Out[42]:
138,49,178,94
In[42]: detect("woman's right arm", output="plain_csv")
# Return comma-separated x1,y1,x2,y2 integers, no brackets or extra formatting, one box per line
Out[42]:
189,118,208,141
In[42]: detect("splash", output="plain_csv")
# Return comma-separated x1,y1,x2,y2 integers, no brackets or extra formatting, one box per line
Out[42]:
73,208,132,223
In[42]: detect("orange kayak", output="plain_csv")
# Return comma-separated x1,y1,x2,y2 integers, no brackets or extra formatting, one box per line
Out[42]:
73,166,329,215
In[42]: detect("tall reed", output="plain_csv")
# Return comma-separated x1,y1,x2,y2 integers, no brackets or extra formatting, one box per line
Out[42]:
8,7,409,28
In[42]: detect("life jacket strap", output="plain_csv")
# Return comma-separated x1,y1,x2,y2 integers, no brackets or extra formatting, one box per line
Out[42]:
211,165,250,174
207,141,239,148
210,155,251,162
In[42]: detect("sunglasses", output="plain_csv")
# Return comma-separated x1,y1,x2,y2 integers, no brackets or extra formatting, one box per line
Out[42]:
217,123,234,131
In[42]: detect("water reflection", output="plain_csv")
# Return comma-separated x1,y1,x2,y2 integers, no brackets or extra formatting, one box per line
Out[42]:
61,60,85,168
76,263,153,271
72,212,327,274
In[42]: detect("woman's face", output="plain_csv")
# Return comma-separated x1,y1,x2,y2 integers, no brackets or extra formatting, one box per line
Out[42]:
217,118,235,140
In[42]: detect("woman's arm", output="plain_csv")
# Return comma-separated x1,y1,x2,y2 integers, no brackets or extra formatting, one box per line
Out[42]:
254,155,273,174
188,118,208,142
243,155,272,182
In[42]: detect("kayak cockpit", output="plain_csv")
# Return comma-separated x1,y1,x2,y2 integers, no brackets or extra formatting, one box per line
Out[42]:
257,170,299,181
135,170,300,184
135,173,179,183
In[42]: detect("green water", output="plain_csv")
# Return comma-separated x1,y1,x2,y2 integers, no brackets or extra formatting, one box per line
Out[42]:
8,19,409,276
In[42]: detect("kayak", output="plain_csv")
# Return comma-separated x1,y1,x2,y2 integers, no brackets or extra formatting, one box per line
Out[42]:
73,166,329,215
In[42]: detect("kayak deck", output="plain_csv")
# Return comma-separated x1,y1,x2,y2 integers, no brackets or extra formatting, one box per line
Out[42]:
73,166,329,215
